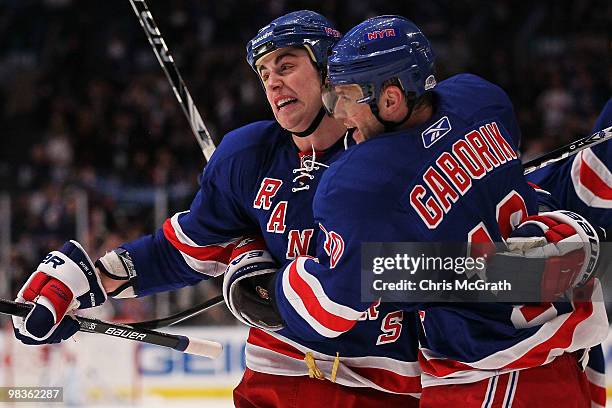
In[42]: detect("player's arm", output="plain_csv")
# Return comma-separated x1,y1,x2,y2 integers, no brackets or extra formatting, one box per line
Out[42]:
272,218,374,341
98,141,257,299
96,186,246,298
569,98,612,220
92,151,249,299
223,166,413,341
13,134,257,346
223,205,377,339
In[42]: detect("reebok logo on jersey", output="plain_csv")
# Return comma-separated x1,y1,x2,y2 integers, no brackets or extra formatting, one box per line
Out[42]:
422,116,452,148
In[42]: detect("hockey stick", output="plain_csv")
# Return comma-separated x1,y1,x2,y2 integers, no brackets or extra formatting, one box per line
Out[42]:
129,294,224,330
129,0,216,161
124,125,612,329
523,125,612,174
0,298,222,358
124,0,224,329
1,2,221,348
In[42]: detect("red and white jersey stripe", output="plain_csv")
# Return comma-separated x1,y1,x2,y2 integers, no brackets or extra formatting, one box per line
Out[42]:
280,257,364,338
163,211,239,276
245,328,422,396
571,148,612,208
585,364,606,408
419,281,608,387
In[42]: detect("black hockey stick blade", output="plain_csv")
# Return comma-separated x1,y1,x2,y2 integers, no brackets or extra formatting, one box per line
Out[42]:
0,298,222,358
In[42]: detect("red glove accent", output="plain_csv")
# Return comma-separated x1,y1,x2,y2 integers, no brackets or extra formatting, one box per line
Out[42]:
510,212,591,300
21,272,74,324
522,215,579,243
541,249,585,300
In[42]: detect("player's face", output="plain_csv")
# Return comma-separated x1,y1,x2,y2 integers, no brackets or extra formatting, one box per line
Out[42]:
257,48,324,133
324,84,383,143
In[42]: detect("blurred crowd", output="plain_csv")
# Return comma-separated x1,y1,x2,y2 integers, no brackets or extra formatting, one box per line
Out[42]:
0,0,610,323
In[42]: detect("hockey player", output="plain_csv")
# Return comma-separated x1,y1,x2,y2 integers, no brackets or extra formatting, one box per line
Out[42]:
222,16,608,407
11,11,422,408
526,98,612,408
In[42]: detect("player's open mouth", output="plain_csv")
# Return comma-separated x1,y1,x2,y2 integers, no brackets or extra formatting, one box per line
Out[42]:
276,98,298,110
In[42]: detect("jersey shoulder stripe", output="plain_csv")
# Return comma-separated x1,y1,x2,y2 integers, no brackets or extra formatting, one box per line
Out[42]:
162,212,239,276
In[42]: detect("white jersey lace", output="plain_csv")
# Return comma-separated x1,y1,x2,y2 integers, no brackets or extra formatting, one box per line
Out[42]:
291,145,329,192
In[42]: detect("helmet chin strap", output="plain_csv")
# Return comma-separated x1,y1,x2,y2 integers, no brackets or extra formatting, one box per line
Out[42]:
285,52,329,138
343,128,356,149
290,107,327,138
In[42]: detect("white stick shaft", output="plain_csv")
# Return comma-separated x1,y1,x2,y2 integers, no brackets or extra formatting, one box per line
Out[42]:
184,337,224,359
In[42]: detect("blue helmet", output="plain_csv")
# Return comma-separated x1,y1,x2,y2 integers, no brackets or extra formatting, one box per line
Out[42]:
246,10,341,75
327,15,436,109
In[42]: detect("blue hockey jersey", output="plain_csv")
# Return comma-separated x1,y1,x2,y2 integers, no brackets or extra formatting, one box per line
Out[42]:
274,74,608,387
526,98,611,408
120,120,421,394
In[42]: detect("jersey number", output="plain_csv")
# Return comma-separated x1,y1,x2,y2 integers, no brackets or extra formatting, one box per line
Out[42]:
467,190,528,258
466,190,552,325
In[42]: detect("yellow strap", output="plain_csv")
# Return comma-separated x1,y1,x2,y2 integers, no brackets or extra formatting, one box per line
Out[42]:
303,352,340,382
330,352,340,383
304,352,325,380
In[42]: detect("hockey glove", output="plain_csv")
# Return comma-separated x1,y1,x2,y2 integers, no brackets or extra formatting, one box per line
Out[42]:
13,240,107,345
223,236,284,331
488,210,602,301
95,248,138,298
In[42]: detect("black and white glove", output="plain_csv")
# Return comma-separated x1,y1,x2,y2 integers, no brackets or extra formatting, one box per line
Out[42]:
13,240,107,344
223,236,284,331
487,210,602,301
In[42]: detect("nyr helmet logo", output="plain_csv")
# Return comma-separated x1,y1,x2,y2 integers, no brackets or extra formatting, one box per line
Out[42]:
324,27,341,38
422,116,452,148
365,28,396,41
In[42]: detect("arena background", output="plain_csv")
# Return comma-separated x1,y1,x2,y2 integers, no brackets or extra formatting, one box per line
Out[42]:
0,0,610,406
